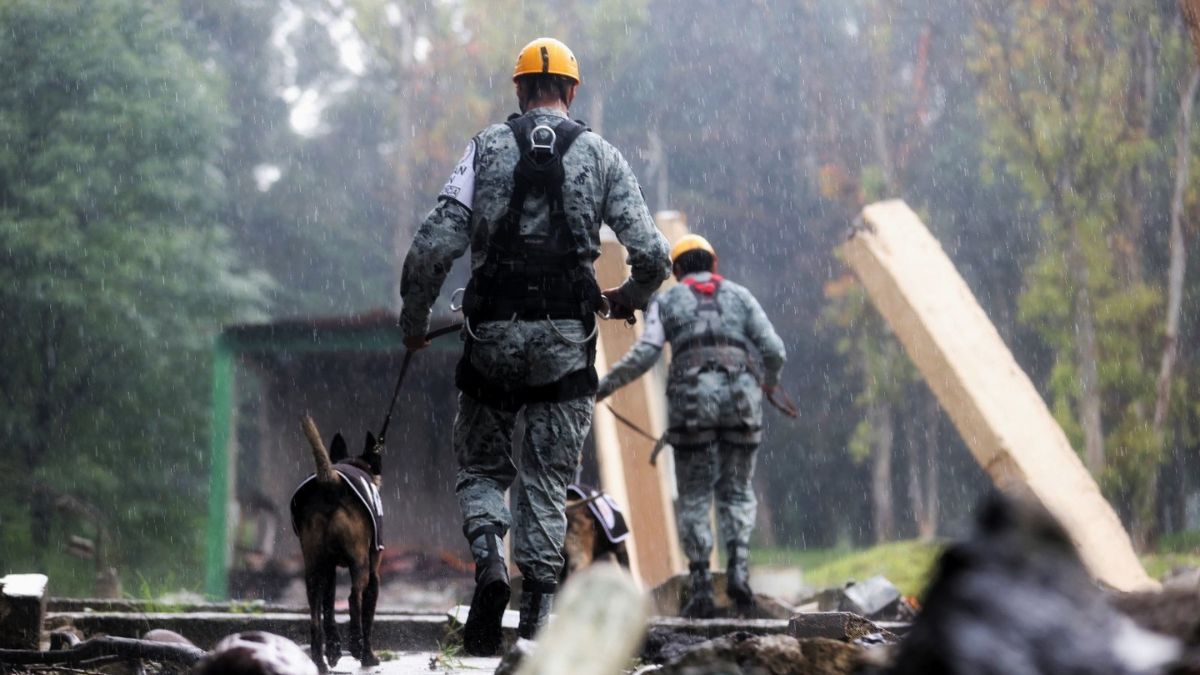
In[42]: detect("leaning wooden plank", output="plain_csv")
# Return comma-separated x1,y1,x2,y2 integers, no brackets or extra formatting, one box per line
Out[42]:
840,200,1155,592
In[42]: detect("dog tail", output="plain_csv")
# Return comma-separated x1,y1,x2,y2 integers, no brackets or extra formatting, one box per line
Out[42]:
301,414,338,485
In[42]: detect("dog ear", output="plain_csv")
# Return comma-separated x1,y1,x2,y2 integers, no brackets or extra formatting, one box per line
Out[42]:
329,433,349,463
361,432,382,476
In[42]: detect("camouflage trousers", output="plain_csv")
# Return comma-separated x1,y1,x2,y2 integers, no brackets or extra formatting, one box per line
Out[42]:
453,319,594,586
673,440,759,564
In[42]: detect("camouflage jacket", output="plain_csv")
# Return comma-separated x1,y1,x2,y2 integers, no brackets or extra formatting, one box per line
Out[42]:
399,106,671,339
596,272,786,434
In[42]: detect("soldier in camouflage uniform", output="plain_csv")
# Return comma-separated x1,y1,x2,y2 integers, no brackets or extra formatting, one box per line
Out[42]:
399,37,670,653
596,234,785,618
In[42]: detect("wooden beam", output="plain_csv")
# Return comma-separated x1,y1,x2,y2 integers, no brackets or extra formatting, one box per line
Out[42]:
592,215,688,588
840,200,1155,592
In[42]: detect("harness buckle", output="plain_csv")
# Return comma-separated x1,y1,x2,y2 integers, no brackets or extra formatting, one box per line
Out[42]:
530,125,557,155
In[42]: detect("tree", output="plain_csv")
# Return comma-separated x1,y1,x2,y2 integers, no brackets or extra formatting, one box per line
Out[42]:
0,0,265,593
971,0,1187,543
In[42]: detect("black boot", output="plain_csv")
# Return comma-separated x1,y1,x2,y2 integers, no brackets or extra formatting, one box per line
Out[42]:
517,580,556,640
681,561,716,619
726,540,756,613
463,526,510,656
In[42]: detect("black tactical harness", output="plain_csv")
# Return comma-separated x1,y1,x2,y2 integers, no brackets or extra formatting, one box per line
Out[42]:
668,280,763,443
456,114,602,411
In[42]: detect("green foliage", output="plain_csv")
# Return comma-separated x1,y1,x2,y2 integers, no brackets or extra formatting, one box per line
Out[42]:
0,0,265,593
754,540,942,597
971,0,1192,531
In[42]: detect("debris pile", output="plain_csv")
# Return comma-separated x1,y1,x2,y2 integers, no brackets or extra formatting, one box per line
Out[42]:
649,631,863,675
883,492,1183,675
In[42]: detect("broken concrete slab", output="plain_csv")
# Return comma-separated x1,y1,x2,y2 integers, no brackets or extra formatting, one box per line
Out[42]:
839,576,901,619
45,611,449,651
0,573,48,649
840,200,1155,593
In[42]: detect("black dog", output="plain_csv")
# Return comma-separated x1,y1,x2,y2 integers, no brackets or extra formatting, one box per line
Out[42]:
290,415,383,672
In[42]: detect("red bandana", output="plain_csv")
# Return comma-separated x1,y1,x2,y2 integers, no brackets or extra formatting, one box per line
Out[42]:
683,274,724,296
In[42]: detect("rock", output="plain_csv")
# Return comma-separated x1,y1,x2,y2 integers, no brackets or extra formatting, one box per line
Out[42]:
788,613,895,643
1110,586,1200,645
1160,566,1200,593
192,631,316,675
885,492,1182,675
839,577,900,618
494,638,535,675
641,626,711,663
0,573,48,649
655,632,862,675
143,628,196,647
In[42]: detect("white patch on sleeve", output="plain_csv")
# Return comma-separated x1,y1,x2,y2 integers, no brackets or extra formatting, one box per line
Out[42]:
438,140,476,210
639,300,665,347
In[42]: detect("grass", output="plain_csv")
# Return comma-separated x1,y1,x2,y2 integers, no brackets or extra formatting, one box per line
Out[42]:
753,538,1200,598
753,540,942,597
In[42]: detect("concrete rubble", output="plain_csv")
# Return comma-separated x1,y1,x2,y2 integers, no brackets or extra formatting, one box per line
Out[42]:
0,573,48,650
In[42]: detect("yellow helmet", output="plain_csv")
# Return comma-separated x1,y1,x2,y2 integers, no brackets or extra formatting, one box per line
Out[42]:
513,37,580,83
670,234,717,263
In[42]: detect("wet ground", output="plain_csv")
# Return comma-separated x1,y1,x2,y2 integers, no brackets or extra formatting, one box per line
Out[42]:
331,653,502,675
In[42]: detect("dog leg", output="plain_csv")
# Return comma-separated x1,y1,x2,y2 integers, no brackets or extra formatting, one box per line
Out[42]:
347,562,367,661
306,569,328,674
322,566,340,667
359,558,381,667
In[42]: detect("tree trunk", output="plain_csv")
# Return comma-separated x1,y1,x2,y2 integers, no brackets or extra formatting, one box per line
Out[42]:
389,9,418,312
921,394,940,540
1064,201,1106,475
1153,68,1199,434
753,469,777,549
870,399,895,544
906,391,940,542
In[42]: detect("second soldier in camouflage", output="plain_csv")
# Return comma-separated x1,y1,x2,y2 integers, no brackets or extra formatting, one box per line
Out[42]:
597,234,785,618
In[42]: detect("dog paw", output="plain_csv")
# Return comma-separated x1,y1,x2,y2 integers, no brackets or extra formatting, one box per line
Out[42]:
359,651,380,667
325,640,341,660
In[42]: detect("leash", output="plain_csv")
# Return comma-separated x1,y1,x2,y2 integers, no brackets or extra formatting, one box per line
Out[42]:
767,386,800,418
376,322,463,446
603,403,661,444
565,492,609,511
603,403,670,467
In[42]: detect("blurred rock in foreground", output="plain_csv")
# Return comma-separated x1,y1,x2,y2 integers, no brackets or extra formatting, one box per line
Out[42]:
885,492,1180,675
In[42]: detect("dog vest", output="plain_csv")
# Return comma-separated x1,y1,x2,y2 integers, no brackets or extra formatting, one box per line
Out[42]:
290,463,384,552
567,484,629,545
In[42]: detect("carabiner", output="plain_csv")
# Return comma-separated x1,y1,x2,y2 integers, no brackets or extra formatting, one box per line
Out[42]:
449,287,466,313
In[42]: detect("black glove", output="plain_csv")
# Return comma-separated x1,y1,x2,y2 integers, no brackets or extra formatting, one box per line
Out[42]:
601,287,637,324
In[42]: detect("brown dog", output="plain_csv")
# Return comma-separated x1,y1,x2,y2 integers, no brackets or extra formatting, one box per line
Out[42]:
290,415,383,672
561,484,631,581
